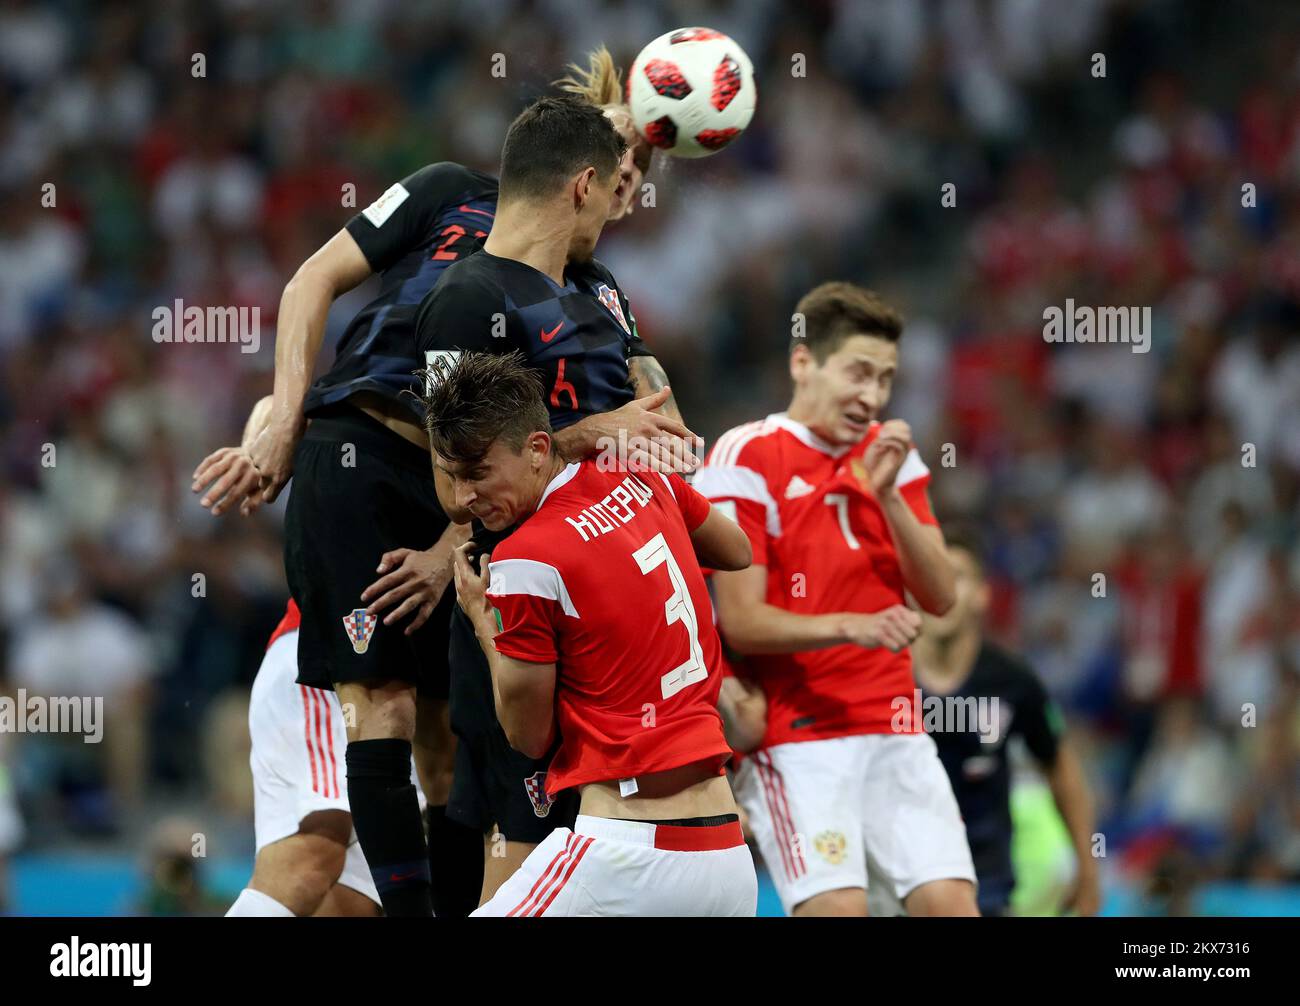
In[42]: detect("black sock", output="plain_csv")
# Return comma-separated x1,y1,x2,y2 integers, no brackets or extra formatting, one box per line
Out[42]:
346,738,432,917
426,805,485,918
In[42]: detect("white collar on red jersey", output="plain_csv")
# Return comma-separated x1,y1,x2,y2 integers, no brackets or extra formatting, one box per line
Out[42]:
538,461,582,509
767,412,858,459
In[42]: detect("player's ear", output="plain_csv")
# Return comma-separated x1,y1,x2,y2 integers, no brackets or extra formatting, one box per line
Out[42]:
789,342,814,383
528,430,551,465
573,167,596,210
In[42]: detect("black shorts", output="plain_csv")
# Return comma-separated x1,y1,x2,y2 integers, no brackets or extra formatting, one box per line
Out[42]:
446,586,577,843
285,403,453,695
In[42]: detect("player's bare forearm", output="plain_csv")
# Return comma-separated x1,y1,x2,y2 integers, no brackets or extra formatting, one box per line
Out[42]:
629,354,684,424
1047,743,1098,868
713,567,850,655
689,507,752,571
879,490,955,615
718,675,767,753
240,396,275,450
551,384,699,472
478,637,557,759
437,520,472,550
551,420,601,463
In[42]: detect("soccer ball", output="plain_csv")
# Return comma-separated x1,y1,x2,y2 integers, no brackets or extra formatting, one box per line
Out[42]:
627,27,756,158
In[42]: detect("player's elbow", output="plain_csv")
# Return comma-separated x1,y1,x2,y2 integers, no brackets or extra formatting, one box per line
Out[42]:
920,586,956,617
497,686,552,759
283,259,333,305
505,723,550,761
714,531,752,572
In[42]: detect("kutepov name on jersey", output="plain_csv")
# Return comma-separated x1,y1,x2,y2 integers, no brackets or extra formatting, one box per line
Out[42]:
50,938,151,986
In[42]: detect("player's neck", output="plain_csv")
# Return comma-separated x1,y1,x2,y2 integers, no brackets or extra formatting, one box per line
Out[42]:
525,454,570,515
784,396,834,443
914,624,982,691
484,201,571,285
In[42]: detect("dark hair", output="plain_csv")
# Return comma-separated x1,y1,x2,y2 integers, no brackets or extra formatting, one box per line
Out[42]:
499,95,627,201
792,282,905,361
420,351,552,463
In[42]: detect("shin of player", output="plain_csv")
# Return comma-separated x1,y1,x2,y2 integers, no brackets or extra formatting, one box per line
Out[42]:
701,282,980,917
427,353,758,916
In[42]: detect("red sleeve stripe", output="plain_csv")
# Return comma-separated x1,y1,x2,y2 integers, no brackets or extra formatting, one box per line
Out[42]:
487,558,579,618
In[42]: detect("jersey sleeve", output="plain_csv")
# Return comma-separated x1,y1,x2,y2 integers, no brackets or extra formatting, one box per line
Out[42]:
623,294,654,358
660,472,711,531
1011,663,1064,766
691,432,778,567
486,556,575,664
895,447,938,526
346,162,474,274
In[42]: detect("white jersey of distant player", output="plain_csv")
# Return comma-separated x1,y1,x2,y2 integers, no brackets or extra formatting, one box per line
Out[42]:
249,628,422,906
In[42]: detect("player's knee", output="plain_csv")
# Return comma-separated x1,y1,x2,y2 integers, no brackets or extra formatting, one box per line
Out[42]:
792,888,869,917
904,878,980,917
250,835,347,915
337,680,417,741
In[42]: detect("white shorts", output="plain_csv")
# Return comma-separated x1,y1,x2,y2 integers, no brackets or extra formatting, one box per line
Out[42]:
473,814,758,917
734,732,976,914
250,631,377,904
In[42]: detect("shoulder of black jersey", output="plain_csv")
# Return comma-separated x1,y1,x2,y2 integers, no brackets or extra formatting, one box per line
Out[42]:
576,255,621,288
409,161,497,195
425,251,504,305
976,641,1042,690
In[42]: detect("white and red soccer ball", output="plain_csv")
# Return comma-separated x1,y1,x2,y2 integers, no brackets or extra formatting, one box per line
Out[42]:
627,27,756,158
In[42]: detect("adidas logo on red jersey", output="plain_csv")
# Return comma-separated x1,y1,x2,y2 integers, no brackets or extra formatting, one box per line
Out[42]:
784,475,815,500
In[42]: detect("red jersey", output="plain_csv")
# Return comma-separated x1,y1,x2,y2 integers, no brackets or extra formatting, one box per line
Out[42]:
486,460,731,796
267,598,301,649
695,413,937,748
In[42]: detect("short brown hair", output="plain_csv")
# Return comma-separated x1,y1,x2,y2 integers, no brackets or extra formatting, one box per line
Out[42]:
793,282,904,361
499,95,627,201
420,351,552,464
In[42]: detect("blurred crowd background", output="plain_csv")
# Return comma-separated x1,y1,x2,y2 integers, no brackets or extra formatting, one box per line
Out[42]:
1,0,1297,915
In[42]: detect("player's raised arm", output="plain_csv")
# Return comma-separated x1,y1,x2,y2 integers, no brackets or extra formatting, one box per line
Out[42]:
452,544,557,759
855,418,956,615
249,229,372,503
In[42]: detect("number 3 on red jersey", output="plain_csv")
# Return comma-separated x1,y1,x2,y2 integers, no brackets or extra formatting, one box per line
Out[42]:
632,532,707,700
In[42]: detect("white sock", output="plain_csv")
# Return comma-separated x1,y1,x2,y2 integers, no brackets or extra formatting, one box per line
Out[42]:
225,887,296,917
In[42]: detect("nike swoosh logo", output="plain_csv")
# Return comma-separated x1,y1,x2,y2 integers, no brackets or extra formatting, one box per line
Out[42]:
388,870,420,883
540,321,563,343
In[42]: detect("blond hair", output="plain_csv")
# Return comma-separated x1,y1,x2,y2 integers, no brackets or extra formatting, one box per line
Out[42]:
555,45,625,109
